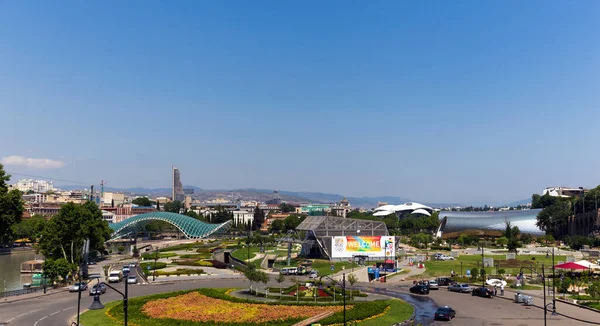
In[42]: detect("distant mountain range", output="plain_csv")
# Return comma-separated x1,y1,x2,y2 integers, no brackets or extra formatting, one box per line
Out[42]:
56,185,529,208
56,184,466,208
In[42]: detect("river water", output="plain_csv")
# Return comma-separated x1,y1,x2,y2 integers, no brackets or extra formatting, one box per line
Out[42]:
0,251,44,292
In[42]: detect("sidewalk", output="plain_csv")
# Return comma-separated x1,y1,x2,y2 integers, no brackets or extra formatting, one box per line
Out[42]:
499,287,600,324
0,287,67,304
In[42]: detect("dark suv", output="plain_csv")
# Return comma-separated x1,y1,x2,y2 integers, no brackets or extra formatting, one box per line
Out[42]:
436,277,455,286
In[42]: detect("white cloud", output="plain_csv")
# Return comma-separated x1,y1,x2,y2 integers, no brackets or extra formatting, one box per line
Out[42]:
1,155,66,169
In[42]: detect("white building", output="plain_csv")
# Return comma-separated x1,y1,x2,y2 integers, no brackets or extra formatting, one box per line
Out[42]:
102,210,115,224
22,193,48,204
233,210,254,226
103,192,125,206
373,202,434,217
15,179,54,193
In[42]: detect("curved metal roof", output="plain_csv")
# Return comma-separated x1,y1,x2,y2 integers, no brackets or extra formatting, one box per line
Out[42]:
436,209,544,236
109,212,232,240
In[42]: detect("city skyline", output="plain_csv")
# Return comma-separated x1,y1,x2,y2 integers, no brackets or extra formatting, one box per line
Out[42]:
2,1,600,204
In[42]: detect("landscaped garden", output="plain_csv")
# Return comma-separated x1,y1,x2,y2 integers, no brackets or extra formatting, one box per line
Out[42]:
80,288,414,326
411,253,567,280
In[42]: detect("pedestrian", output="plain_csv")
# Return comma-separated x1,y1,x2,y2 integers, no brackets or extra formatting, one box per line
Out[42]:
494,286,497,296
500,284,504,296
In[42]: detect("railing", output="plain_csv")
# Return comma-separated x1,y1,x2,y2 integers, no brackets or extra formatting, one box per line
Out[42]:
0,286,44,298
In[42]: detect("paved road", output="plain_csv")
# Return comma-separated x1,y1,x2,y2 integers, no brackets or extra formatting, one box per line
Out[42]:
2,276,598,326
363,282,597,326
0,279,256,326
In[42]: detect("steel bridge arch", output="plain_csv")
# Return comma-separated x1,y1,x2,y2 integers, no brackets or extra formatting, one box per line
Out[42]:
108,212,232,240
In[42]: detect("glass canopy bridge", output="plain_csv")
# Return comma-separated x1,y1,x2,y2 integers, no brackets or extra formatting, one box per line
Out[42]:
108,212,232,240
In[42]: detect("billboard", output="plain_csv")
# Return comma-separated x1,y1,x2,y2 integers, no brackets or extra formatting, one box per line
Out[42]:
331,236,395,258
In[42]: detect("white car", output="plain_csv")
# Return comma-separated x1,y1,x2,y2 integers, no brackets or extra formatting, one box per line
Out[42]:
108,271,122,283
439,255,455,261
69,282,88,292
428,280,439,290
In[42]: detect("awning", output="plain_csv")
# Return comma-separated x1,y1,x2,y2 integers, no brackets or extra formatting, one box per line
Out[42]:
554,262,589,270
575,260,600,269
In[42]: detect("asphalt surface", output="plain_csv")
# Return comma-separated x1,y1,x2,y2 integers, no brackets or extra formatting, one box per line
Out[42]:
0,279,255,326
364,282,593,326
1,277,597,326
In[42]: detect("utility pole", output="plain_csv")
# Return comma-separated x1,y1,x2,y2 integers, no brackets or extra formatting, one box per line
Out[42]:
481,244,485,287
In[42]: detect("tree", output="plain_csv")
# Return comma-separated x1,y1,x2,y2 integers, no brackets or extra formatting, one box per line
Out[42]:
0,164,25,246
156,200,160,211
507,238,521,253
163,200,183,213
11,214,46,242
283,214,304,231
496,236,508,248
269,219,285,234
470,267,479,280
536,199,572,239
275,272,285,298
39,202,112,264
347,273,358,299
132,197,152,207
212,206,233,224
42,258,76,285
585,281,600,302
184,210,206,221
279,203,296,213
252,207,265,231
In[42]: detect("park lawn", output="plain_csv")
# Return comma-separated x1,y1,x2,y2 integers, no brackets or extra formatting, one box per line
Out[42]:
356,299,413,326
79,301,121,326
231,246,262,262
311,260,359,276
413,254,567,279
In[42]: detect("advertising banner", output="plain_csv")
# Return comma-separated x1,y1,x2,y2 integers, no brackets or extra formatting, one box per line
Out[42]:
331,236,395,258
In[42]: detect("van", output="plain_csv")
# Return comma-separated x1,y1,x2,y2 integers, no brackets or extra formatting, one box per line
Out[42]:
288,267,298,275
108,271,122,283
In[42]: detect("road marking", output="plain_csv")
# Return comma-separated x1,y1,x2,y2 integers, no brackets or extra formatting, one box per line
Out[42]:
33,315,48,326
49,310,60,316
62,306,74,311
6,318,15,322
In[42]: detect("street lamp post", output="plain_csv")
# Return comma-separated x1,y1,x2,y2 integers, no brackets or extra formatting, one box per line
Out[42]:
88,273,130,326
481,244,485,287
551,247,556,315
153,248,158,282
321,273,347,325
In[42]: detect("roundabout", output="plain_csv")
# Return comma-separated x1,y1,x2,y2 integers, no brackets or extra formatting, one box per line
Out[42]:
79,287,413,326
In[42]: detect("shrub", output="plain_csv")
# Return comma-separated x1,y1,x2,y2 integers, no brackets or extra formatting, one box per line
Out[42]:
156,268,204,276
141,252,177,260
139,262,167,270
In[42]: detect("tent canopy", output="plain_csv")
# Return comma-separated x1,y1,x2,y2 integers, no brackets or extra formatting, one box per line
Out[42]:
554,262,588,270
575,260,600,269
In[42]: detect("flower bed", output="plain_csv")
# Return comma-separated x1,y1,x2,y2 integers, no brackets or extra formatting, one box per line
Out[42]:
142,292,344,323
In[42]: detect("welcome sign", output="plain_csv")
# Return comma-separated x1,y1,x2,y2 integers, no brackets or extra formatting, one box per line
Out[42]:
331,236,395,258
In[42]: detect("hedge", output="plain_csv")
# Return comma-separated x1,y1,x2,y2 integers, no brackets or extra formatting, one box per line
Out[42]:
139,262,167,270
141,252,177,260
156,268,204,276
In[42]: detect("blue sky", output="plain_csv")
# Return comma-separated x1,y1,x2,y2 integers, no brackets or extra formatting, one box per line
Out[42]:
1,1,599,205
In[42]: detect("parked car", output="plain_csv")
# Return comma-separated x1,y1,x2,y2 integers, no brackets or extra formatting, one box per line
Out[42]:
108,271,122,283
69,282,88,292
281,267,298,275
471,287,493,298
87,260,97,265
428,280,439,290
448,283,472,293
410,284,430,295
89,284,106,296
127,275,137,284
434,306,456,321
308,271,319,279
436,277,455,286
439,255,455,261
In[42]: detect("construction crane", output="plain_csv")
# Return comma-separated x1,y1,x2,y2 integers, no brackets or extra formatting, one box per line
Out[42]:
100,180,109,198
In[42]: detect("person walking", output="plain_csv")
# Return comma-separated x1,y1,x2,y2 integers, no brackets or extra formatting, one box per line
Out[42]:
494,286,497,296
500,284,504,296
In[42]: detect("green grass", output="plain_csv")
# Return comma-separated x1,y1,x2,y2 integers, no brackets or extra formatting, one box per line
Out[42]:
311,260,359,276
415,253,567,279
231,247,262,261
79,301,121,326
356,299,413,326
